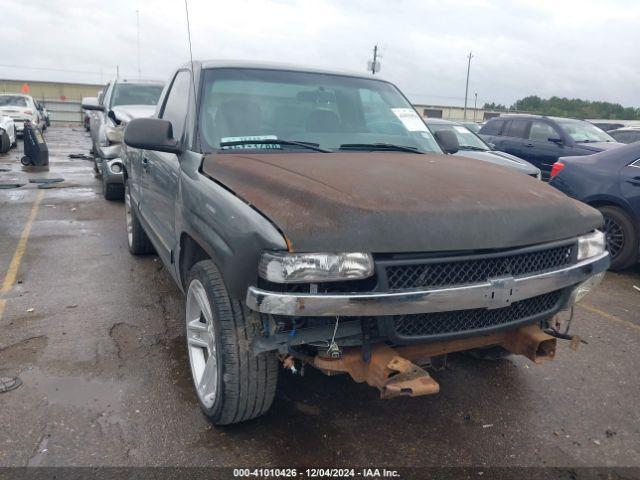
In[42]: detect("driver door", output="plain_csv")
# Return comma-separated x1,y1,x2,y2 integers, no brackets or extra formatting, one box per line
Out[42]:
139,70,192,265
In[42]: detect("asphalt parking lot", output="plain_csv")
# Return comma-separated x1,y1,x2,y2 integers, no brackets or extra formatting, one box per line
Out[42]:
0,126,639,468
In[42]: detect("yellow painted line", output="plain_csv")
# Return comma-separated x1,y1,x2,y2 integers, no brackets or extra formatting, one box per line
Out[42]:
0,189,45,301
578,302,640,334
0,299,5,321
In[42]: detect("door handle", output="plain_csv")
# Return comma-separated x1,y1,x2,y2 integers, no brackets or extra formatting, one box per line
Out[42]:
627,177,640,186
524,143,534,147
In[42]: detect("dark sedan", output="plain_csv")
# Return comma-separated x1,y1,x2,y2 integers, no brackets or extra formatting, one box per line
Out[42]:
550,142,640,270
479,115,624,180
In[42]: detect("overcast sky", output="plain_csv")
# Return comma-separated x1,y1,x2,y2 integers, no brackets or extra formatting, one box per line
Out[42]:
3,0,639,107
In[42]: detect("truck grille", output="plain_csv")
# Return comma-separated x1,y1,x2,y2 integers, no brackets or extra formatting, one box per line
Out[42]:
385,244,573,291
392,290,562,338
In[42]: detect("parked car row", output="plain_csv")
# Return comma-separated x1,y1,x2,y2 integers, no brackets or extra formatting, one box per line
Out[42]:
479,114,624,180
90,61,611,425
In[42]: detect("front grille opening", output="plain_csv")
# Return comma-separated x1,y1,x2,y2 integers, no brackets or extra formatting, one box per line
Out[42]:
386,244,573,291
392,290,562,338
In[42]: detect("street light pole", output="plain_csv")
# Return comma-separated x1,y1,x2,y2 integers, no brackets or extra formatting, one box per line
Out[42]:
463,51,473,121
473,92,478,122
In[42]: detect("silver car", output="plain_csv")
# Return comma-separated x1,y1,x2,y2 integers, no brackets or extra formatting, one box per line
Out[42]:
425,118,541,179
82,79,164,200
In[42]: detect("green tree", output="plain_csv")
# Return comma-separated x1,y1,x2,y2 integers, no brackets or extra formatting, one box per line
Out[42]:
498,95,640,120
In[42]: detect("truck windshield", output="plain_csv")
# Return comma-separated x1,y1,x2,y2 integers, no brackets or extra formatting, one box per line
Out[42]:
199,68,442,154
111,84,163,107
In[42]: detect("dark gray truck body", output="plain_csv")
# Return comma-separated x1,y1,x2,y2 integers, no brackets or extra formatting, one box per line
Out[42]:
122,61,608,351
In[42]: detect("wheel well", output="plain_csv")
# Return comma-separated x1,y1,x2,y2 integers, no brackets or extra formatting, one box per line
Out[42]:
588,200,634,219
589,200,620,209
588,200,640,229
179,233,210,289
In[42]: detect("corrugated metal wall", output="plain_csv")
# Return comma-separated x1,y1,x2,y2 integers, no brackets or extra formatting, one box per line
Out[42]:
1,79,103,124
45,100,83,123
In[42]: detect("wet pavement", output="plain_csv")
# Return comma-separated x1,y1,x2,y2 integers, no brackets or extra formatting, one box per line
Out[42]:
0,126,639,468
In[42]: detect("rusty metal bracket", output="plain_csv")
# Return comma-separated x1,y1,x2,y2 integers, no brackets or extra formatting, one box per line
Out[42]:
502,324,556,364
313,344,439,399
309,324,557,399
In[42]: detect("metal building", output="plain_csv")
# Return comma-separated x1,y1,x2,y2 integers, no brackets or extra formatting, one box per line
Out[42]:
0,79,104,124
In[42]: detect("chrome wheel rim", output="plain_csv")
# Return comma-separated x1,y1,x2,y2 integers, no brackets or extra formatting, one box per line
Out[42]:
603,216,624,259
186,279,218,409
124,187,133,247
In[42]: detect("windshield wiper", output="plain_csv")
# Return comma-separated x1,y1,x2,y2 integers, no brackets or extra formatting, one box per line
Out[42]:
219,139,330,153
339,143,422,154
458,145,487,151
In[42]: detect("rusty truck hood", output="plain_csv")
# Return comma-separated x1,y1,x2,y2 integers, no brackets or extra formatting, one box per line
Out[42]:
201,152,602,252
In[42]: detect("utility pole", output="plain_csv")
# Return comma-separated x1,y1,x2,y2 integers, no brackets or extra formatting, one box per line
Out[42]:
463,51,473,121
368,45,381,75
136,10,141,78
116,65,119,79
372,45,377,75
473,92,478,122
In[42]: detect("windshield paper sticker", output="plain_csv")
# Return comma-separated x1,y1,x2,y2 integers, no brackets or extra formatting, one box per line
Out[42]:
220,135,279,149
391,108,428,132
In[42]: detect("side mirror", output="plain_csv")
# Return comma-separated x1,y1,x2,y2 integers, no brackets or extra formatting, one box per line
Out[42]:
434,130,460,154
488,142,496,150
548,137,563,144
124,117,182,154
82,97,103,111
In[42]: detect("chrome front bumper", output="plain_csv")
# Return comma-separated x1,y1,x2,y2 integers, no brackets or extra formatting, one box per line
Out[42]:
97,143,122,160
246,252,609,317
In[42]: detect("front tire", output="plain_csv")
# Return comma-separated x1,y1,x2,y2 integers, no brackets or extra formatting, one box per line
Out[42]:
0,131,9,154
124,181,154,255
186,260,278,425
598,205,638,271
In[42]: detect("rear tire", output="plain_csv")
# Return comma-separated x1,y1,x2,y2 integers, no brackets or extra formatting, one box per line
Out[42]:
598,205,638,271
186,260,278,425
124,181,154,255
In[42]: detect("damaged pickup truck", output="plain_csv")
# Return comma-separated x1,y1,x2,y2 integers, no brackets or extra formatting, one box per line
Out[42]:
122,62,609,425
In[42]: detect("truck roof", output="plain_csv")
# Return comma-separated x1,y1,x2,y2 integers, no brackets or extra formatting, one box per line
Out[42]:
190,60,388,82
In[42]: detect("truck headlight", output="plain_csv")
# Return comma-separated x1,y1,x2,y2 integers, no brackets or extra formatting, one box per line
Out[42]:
105,125,125,143
577,230,606,260
259,252,374,284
